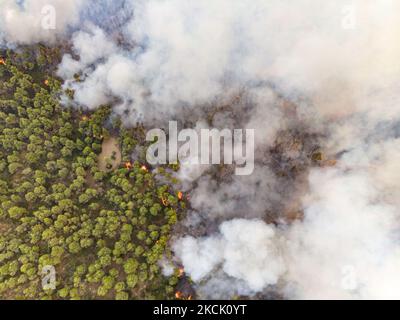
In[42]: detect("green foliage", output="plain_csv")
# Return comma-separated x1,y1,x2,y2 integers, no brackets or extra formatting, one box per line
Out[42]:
0,47,183,300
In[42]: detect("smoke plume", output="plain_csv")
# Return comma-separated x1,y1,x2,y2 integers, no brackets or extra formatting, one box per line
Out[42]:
2,0,400,299
0,0,84,44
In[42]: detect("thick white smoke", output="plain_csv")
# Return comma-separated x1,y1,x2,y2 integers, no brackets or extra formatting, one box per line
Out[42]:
177,164,400,299
55,0,400,124
2,0,400,299
173,219,286,294
283,166,400,300
285,163,400,298
0,0,84,44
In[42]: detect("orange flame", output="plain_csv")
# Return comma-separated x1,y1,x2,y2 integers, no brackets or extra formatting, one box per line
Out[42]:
177,191,184,201
175,291,182,299
187,295,192,300
0,58,5,65
125,162,133,170
44,79,49,86
178,267,184,277
141,165,148,172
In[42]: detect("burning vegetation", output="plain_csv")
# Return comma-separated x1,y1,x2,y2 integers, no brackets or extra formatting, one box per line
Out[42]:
2,0,400,301
125,161,133,170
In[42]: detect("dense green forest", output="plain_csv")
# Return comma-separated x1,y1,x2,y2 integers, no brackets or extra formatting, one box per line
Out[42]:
0,46,185,299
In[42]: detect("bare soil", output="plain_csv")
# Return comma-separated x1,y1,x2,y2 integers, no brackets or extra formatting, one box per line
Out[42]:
98,137,122,172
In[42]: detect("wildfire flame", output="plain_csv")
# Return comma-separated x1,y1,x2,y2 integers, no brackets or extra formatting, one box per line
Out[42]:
178,267,184,277
177,191,184,201
0,58,5,65
44,79,49,86
141,165,148,172
175,290,192,300
125,162,133,170
175,291,182,299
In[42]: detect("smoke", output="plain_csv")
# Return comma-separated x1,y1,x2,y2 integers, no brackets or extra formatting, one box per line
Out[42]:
284,166,400,299
57,24,117,78
2,0,400,299
0,0,84,44
174,219,285,295
176,163,400,299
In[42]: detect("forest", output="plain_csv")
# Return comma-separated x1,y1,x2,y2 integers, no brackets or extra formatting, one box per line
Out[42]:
0,46,185,300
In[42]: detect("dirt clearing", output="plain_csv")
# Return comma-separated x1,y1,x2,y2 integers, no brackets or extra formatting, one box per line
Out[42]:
98,137,122,171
